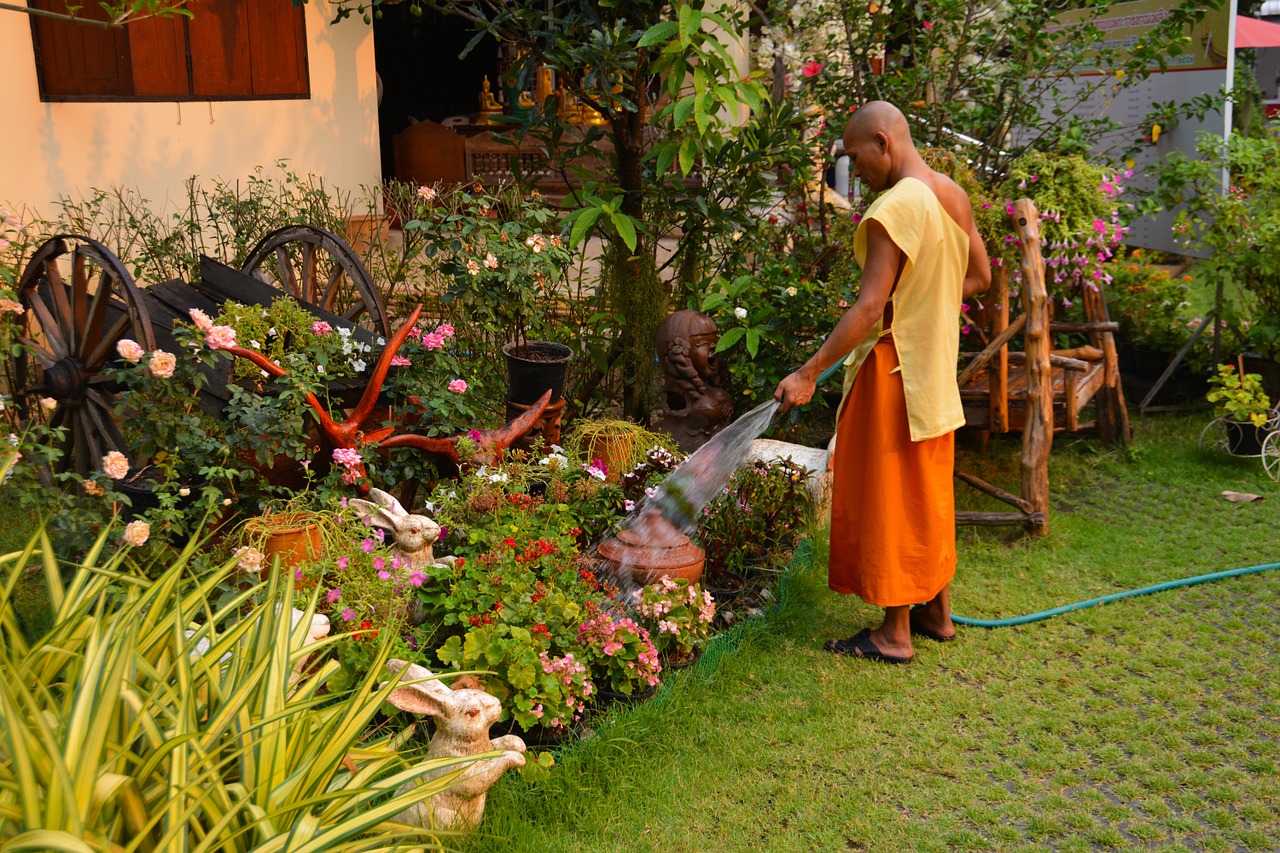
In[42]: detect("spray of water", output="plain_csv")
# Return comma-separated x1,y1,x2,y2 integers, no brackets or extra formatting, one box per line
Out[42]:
591,400,782,602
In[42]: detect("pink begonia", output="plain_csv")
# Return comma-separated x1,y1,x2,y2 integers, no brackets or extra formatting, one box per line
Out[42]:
312,320,333,335
422,332,445,350
122,520,150,547
102,451,129,480
205,325,237,350
326,588,342,604
333,447,361,468
149,350,176,379
390,354,411,367
448,379,468,393
117,339,145,363
188,308,214,332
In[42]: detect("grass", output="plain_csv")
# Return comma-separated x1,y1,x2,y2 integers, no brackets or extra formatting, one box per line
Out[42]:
463,412,1280,852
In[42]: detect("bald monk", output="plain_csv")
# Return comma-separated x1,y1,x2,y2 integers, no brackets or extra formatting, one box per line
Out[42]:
774,101,990,664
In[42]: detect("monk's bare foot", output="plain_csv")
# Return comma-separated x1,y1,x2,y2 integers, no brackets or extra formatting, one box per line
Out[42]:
868,625,914,660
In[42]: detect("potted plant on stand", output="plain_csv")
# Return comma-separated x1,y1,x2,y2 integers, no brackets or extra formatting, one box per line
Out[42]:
1206,362,1275,457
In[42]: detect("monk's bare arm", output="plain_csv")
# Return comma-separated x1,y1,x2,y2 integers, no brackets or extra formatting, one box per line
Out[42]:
961,200,991,298
774,220,900,412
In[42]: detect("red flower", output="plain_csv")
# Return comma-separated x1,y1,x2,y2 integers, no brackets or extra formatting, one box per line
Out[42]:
921,20,933,30
801,60,823,78
533,624,550,637
503,537,517,548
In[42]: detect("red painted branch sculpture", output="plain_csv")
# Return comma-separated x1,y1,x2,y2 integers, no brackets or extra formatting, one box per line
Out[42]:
215,304,551,489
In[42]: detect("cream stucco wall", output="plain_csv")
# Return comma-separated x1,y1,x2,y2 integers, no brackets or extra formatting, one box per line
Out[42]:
0,3,380,217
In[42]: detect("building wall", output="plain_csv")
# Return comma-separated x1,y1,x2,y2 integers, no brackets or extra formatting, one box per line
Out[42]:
0,3,381,218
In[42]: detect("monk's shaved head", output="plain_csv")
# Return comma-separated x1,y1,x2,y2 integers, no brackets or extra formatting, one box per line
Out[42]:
844,100,912,145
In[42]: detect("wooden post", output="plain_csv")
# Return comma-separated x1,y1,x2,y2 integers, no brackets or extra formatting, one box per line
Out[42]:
1081,278,1131,444
990,266,1010,433
1011,199,1051,536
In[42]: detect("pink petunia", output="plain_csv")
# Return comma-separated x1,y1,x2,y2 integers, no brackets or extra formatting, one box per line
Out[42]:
341,608,356,622
327,588,342,603
361,538,376,553
337,556,348,570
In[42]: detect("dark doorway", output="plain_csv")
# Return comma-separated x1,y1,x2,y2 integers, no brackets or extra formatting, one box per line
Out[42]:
373,5,500,181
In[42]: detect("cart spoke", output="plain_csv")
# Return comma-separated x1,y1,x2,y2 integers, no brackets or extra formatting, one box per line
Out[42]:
83,314,132,371
19,338,59,370
44,261,77,345
71,413,93,479
276,246,299,298
301,242,318,304
342,301,368,324
80,268,116,358
321,267,345,314
25,288,69,359
72,248,91,342
85,388,130,457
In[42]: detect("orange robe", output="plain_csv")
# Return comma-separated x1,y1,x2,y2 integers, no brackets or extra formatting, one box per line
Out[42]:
828,338,956,606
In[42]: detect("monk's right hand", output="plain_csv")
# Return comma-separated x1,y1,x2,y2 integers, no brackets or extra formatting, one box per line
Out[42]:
774,369,816,414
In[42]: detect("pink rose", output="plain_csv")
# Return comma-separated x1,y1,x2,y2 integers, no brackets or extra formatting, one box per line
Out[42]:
448,379,468,393
149,350,176,378
390,354,411,367
102,450,129,480
116,339,144,363
188,309,213,332
122,520,150,547
422,332,445,351
436,323,455,338
205,326,237,350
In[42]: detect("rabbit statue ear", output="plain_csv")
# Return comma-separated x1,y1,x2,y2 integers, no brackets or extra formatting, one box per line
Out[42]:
346,498,401,533
367,488,410,520
382,659,455,717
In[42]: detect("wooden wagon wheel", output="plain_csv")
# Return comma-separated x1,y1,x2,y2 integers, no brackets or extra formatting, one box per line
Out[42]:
241,225,390,337
10,235,156,481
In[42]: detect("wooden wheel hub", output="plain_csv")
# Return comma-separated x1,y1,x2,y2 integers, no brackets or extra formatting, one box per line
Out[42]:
45,357,89,401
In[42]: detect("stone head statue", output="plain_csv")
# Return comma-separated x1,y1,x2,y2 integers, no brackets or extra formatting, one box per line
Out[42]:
656,309,734,452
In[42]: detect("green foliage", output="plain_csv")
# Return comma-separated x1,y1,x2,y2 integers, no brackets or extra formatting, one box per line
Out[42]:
1149,130,1280,359
1206,363,1273,426
1107,254,1198,356
762,0,1222,176
696,458,811,582
1004,152,1116,248
0,526,463,849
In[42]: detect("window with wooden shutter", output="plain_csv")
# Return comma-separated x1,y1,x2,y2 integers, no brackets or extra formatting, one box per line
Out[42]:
29,0,309,102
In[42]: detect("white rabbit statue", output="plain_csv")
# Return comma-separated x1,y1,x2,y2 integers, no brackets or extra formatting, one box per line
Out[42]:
347,488,454,568
382,659,527,831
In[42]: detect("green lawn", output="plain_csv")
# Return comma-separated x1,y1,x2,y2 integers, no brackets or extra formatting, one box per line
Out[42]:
465,412,1280,852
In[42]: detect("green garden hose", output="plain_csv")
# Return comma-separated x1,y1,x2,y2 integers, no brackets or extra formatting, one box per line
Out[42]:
810,362,1280,629
951,561,1280,627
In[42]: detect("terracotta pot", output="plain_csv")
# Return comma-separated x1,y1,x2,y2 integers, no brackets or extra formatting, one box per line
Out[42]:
597,511,704,588
586,433,634,484
261,521,324,569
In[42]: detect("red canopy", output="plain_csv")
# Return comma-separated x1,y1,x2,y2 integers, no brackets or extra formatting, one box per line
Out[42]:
1236,15,1280,49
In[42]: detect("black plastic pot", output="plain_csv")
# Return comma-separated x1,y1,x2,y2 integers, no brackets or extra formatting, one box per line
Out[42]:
503,340,572,404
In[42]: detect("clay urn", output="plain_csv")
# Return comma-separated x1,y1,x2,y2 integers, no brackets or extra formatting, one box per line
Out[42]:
597,510,705,588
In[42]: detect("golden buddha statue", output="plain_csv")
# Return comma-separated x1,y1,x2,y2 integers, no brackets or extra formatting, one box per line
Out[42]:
477,76,502,124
